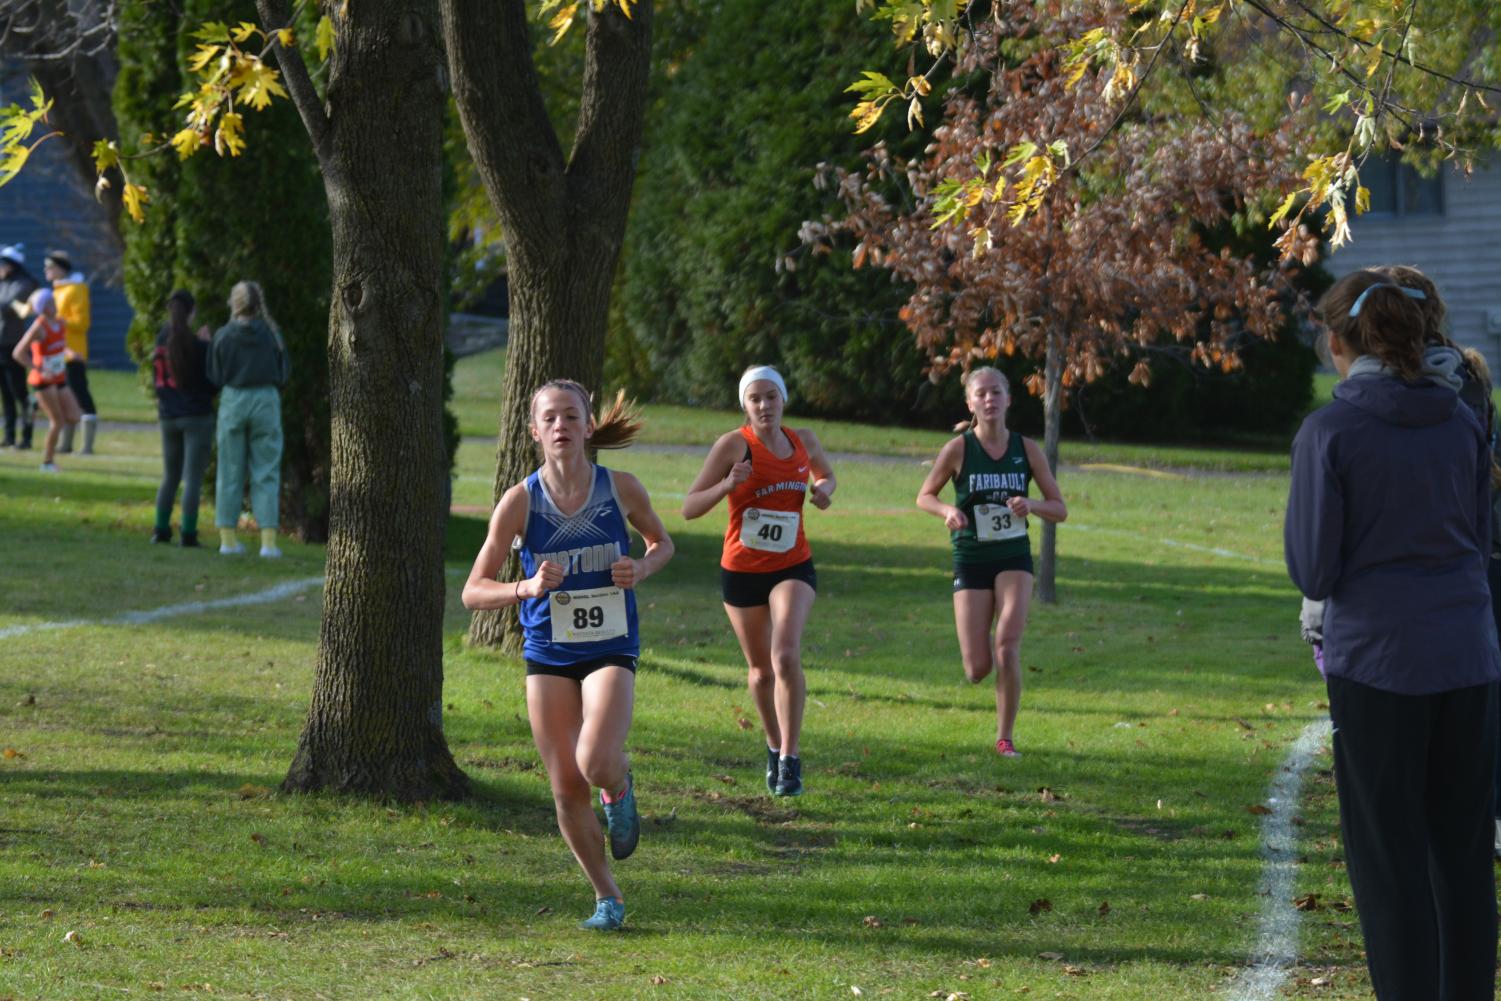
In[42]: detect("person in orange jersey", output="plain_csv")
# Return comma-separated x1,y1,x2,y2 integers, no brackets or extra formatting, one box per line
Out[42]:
683,365,836,797
11,288,80,471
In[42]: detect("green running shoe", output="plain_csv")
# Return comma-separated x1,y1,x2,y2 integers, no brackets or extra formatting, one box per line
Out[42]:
600,771,640,860
580,897,625,931
774,755,803,797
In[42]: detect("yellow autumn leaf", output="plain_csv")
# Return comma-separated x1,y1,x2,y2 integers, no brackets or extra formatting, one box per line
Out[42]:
170,128,203,160
315,15,335,61
850,99,885,135
231,21,258,44
188,44,221,73
276,28,295,48
1354,184,1371,214
615,0,633,19
236,61,289,111
215,113,245,157
549,2,579,44
90,139,119,174
122,183,150,223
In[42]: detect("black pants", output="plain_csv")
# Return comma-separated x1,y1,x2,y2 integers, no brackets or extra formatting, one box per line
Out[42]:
1489,556,1501,820
1327,674,1498,1001
0,355,30,441
65,359,94,415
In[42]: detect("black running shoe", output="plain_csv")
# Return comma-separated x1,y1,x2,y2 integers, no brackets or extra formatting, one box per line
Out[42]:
774,755,803,797
765,746,779,795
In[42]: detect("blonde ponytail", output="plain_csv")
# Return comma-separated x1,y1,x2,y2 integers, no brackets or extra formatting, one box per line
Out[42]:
529,380,643,450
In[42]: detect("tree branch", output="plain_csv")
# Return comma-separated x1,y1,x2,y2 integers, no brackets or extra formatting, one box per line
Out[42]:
438,0,569,265
566,1,653,246
255,0,332,171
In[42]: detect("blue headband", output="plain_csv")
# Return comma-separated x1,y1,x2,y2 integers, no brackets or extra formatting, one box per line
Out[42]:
1349,282,1426,318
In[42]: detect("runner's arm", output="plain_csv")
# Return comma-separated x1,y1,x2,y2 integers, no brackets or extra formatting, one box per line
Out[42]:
1012,437,1067,523
461,484,561,609
11,320,39,368
916,437,967,530
612,471,675,588
682,432,750,520
800,428,837,510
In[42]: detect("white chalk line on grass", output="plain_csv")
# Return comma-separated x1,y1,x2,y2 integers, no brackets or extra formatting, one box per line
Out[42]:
0,577,325,640
1226,719,1333,1001
1068,521,1285,568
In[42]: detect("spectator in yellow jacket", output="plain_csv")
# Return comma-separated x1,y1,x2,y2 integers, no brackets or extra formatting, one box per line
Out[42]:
44,251,97,453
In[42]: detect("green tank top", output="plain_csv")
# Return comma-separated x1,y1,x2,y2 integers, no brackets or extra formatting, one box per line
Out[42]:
951,429,1032,564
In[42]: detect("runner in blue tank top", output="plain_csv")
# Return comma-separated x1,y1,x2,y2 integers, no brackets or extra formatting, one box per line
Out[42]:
916,367,1067,758
463,380,674,932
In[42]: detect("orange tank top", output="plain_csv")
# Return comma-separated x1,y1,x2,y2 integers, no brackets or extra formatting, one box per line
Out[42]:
722,425,813,572
28,318,67,387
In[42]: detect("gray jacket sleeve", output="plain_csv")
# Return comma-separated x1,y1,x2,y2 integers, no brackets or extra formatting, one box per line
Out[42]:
1284,422,1344,601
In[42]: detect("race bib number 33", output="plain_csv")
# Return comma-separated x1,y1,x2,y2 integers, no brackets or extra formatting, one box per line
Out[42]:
739,507,800,553
549,587,628,643
974,503,1027,542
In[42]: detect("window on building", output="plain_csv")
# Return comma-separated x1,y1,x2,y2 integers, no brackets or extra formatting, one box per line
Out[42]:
1361,155,1443,216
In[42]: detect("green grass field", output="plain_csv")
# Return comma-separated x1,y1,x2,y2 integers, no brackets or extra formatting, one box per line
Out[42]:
0,356,1372,999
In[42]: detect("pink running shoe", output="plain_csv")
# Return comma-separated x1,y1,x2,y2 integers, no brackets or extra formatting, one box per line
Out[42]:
995,737,1022,758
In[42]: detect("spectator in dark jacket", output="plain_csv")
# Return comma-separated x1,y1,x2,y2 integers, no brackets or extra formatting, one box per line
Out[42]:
1285,267,1500,1001
208,280,289,558
151,290,217,547
0,244,38,448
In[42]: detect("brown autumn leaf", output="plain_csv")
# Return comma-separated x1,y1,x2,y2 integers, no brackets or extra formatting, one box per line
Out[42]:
1063,965,1087,976
236,784,272,800
1028,898,1052,915
862,915,883,928
2,747,24,759
1047,853,1061,864
249,832,267,846
735,717,753,731
1037,787,1060,802
1037,950,1063,961
1097,900,1111,917
1293,893,1321,911
1246,804,1272,815
713,774,735,785
650,975,668,985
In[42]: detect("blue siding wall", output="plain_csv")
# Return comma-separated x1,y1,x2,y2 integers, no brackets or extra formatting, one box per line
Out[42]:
0,72,134,370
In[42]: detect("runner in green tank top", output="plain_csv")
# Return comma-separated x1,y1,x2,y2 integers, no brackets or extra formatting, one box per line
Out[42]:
916,367,1067,758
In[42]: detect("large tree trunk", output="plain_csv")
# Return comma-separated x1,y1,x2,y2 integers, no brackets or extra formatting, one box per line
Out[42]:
266,0,467,800
1037,323,1064,605
440,0,654,651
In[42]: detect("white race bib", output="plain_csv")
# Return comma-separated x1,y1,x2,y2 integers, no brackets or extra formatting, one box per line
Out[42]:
739,507,800,553
41,354,65,377
549,586,628,643
974,503,1026,542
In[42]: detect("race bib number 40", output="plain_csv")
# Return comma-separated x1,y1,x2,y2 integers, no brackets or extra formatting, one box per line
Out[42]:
549,587,628,643
974,503,1026,542
739,507,800,553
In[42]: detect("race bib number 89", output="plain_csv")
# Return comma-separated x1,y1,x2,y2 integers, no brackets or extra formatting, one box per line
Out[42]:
974,503,1026,542
549,586,628,643
739,508,800,553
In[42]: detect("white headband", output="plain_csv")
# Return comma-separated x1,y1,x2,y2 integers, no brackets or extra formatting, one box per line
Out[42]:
738,366,787,407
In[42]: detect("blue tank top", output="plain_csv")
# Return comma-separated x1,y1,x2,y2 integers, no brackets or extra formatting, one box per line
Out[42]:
518,465,640,666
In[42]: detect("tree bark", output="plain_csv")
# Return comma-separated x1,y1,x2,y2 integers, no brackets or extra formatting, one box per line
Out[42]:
440,0,654,650
1037,323,1064,605
262,0,467,800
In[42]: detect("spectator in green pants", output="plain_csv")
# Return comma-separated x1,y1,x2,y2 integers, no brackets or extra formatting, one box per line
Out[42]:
208,280,289,558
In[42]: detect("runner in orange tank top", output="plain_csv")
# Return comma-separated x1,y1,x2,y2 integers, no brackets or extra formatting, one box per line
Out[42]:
11,288,80,472
683,365,837,797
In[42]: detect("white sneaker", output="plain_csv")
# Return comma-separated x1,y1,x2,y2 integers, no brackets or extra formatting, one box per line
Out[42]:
219,542,245,555
259,546,282,559
38,462,58,473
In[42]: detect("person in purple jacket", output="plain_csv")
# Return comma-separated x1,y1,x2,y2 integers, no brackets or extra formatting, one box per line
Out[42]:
1285,267,1500,1001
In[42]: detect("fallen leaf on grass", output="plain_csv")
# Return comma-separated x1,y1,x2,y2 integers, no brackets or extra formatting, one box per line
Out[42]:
1189,893,1208,901
901,916,920,926
735,717,752,731
1246,804,1272,815
18,694,34,706
862,915,883,928
1037,951,1063,961
236,784,272,800
1047,854,1060,864
850,987,862,997
535,906,551,915
1037,787,1061,802
2,748,24,760
651,975,668,985
249,832,266,846
713,774,734,785
1294,893,1321,911
62,930,81,945
1097,901,1111,916
38,909,54,921
974,957,991,968
1028,899,1052,915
